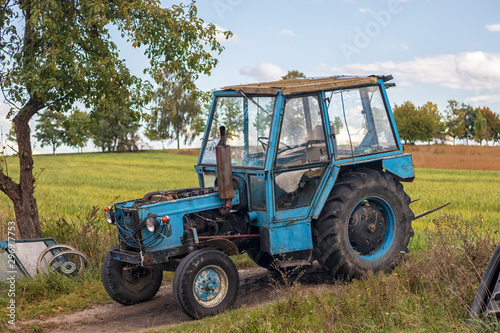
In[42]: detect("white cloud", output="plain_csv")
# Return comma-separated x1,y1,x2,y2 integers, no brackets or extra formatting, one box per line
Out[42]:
213,24,240,43
466,94,500,104
279,29,295,37
486,23,500,32
314,51,500,93
240,62,287,82
359,8,371,13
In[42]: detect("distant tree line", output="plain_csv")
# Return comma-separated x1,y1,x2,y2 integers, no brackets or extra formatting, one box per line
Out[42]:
33,70,309,154
36,69,498,154
32,106,141,154
32,72,206,154
393,100,500,146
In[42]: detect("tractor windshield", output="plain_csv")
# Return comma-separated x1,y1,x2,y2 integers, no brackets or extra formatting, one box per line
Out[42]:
201,95,275,168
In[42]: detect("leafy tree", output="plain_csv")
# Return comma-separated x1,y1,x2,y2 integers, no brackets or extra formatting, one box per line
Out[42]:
6,126,17,152
418,102,445,144
146,73,202,149
332,116,344,135
90,104,140,152
462,104,476,144
253,100,273,137
210,97,243,140
64,109,90,153
393,101,419,144
34,110,66,154
445,100,466,145
477,106,500,145
281,70,306,80
0,0,229,238
473,108,488,145
393,101,443,144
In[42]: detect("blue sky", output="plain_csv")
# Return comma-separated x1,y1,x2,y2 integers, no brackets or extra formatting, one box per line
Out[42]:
191,0,500,113
1,0,499,153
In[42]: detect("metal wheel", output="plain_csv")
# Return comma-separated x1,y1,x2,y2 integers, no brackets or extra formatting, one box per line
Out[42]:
37,244,87,276
44,250,87,276
347,197,396,261
193,265,229,308
173,248,239,319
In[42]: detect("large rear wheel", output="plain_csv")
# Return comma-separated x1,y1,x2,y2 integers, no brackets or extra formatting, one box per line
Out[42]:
313,169,414,279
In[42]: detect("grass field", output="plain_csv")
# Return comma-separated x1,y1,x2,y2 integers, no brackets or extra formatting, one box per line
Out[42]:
0,152,200,222
0,146,499,332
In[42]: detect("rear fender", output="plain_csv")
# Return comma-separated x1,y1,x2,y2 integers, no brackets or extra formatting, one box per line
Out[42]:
382,154,415,182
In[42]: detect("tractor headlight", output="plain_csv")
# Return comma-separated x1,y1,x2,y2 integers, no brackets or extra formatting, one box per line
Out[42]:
104,206,115,224
146,216,160,233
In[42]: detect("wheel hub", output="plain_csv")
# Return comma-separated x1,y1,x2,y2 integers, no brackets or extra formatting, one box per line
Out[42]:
121,266,152,291
348,200,386,255
193,265,228,307
61,261,77,274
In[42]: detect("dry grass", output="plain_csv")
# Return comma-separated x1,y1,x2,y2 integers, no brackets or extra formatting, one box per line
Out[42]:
157,215,499,333
407,144,500,171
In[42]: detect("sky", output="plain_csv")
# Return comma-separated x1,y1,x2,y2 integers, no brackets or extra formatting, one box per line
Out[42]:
1,0,500,154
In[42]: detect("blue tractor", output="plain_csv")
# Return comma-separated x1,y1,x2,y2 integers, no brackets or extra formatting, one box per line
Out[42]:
102,75,417,318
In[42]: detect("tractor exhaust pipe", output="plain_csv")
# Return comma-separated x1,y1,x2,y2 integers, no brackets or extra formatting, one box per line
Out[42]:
216,126,234,215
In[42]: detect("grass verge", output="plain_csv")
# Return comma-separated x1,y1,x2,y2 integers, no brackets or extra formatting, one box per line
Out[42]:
150,215,499,333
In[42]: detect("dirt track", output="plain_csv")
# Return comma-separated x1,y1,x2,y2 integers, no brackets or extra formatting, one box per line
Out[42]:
14,265,336,333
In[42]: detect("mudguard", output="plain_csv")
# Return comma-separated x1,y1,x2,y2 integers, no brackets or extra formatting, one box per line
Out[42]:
470,243,500,321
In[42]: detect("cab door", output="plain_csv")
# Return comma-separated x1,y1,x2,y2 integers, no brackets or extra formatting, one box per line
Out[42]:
272,93,330,221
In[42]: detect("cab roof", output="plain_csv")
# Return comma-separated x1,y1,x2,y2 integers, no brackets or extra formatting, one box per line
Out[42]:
221,75,389,96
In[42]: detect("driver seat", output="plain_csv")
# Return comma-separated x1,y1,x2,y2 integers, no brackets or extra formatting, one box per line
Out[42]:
305,125,326,163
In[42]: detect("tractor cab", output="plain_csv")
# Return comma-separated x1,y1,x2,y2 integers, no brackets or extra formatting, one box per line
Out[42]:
196,75,408,255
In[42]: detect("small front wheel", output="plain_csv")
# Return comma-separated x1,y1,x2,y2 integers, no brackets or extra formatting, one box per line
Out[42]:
101,245,163,305
173,249,239,319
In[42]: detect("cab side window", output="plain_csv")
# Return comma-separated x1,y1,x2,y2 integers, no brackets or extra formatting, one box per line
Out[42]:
275,95,328,167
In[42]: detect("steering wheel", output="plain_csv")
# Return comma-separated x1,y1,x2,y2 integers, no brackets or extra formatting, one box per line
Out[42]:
258,137,269,150
258,137,293,152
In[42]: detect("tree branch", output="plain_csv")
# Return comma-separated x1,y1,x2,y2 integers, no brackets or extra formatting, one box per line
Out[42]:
0,170,20,204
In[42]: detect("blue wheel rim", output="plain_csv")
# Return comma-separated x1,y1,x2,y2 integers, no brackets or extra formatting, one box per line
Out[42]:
193,265,228,307
347,196,396,261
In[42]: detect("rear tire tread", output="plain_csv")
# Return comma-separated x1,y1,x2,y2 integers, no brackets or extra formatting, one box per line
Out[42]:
312,168,414,279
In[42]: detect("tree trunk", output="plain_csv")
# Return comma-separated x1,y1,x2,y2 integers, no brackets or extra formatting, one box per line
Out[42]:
6,99,43,239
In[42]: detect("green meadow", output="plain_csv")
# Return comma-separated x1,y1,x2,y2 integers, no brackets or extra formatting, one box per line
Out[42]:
0,152,200,222
0,151,497,230
0,151,499,332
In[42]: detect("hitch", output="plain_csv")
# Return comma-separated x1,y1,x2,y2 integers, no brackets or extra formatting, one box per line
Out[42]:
413,202,451,220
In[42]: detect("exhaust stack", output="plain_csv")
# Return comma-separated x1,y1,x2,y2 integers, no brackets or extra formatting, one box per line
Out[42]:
216,126,234,215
